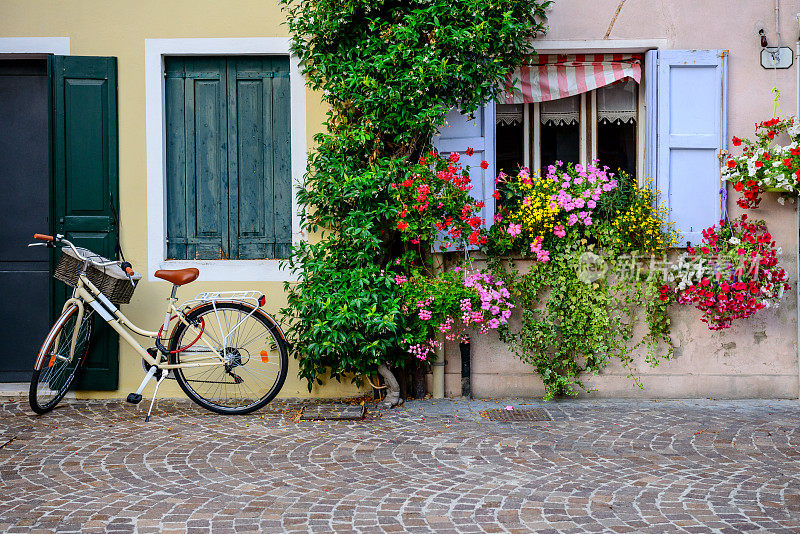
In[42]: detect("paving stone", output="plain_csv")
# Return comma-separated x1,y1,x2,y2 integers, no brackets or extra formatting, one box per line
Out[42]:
1,398,800,532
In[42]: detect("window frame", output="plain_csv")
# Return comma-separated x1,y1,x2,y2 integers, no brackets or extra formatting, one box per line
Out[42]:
145,38,306,282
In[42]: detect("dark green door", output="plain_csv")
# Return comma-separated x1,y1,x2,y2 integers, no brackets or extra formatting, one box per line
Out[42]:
51,55,119,390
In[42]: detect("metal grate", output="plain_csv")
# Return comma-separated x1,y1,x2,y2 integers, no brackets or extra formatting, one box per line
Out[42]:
482,408,552,422
299,404,366,421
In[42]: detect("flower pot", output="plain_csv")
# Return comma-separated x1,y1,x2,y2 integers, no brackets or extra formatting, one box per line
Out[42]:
762,186,792,193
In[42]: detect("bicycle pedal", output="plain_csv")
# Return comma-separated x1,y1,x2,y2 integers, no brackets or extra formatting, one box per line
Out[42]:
126,393,143,404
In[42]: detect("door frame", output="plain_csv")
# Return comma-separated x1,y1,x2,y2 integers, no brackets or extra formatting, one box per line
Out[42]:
0,38,70,55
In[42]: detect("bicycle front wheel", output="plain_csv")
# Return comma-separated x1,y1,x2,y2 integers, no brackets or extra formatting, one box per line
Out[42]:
169,301,288,414
29,304,93,414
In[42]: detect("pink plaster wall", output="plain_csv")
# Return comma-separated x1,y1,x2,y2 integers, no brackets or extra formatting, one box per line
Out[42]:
449,0,800,399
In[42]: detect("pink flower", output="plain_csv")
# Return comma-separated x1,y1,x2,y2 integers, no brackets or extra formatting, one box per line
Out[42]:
553,224,566,238
394,275,407,285
493,213,503,223
507,223,521,237
568,213,579,226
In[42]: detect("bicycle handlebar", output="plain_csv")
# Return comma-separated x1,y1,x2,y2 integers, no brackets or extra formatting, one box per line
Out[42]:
32,233,121,268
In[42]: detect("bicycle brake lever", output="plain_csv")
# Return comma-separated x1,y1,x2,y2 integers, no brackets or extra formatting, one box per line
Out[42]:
27,242,53,248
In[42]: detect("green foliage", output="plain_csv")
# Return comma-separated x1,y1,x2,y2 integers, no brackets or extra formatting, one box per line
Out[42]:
484,166,675,399
280,0,551,387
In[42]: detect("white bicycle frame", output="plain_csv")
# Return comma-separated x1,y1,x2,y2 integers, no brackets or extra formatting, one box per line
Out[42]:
33,236,278,412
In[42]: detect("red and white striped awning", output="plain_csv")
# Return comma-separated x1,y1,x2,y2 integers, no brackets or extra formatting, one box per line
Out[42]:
500,53,642,104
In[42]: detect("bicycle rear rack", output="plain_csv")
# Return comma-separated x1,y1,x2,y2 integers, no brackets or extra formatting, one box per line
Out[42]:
185,290,265,307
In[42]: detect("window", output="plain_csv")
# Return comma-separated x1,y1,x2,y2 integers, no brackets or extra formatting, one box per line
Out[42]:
488,48,728,246
164,55,291,261
495,78,640,178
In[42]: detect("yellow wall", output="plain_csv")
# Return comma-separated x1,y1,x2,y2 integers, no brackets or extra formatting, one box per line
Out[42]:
0,0,363,399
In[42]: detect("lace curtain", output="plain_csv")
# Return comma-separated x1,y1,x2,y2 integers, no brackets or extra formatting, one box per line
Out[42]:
596,79,637,124
496,104,523,126
540,95,579,126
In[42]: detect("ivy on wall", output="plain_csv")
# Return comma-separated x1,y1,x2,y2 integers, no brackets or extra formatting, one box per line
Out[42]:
280,0,551,393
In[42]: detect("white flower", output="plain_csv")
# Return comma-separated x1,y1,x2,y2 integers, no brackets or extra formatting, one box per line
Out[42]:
778,196,786,205
728,237,740,245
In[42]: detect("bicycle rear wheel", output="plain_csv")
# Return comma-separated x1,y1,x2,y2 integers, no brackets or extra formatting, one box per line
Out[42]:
169,301,288,414
29,304,93,414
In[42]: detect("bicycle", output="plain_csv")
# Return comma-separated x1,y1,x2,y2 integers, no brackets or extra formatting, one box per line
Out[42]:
27,233,289,421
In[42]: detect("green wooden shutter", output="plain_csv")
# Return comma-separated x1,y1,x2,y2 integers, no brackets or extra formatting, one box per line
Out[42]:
51,55,119,390
227,56,291,259
165,57,230,259
165,56,291,260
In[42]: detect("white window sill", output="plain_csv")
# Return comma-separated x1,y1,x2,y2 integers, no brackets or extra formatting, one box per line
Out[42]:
152,259,298,282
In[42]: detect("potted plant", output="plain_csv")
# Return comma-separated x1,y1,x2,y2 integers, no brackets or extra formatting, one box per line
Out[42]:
722,116,800,208
664,215,790,330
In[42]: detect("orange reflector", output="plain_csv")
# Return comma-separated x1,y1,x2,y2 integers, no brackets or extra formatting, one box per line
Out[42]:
260,350,269,363
48,356,56,368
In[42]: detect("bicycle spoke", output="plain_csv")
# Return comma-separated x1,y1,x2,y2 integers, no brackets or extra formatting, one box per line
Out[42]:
172,302,287,412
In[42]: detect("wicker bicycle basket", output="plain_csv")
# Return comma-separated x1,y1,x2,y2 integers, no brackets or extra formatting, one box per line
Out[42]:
53,246,142,304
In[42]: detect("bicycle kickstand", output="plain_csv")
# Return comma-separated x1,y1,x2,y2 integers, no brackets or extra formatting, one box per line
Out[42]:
145,373,168,423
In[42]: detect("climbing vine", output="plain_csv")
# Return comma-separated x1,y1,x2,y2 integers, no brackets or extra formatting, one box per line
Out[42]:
279,0,551,396
484,164,677,399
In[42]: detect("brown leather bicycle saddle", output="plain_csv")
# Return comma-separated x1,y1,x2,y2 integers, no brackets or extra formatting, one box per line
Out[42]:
154,268,199,286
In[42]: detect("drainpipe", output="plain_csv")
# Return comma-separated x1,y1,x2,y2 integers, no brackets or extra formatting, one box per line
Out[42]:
431,254,445,398
460,338,471,398
795,13,800,399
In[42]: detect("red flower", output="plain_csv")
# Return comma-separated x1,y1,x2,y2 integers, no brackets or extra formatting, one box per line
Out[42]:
734,182,743,192
755,161,763,168
732,136,742,146
465,147,474,156
492,190,501,200
397,221,408,231
480,161,488,170
418,156,427,165
784,158,793,169
449,152,460,163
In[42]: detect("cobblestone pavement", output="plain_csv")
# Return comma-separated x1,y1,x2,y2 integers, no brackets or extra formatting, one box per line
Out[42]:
1,397,799,533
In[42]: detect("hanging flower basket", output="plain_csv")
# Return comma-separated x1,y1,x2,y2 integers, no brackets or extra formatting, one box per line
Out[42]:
722,116,800,208
762,185,791,193
664,215,789,330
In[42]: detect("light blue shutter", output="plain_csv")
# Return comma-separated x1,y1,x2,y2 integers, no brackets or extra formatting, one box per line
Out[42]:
433,103,497,233
644,49,658,182
656,49,727,246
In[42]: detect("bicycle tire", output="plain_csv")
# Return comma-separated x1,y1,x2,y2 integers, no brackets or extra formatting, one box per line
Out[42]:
169,301,289,415
29,304,93,414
